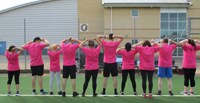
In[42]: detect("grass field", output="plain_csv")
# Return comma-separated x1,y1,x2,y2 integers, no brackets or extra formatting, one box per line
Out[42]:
0,73,200,103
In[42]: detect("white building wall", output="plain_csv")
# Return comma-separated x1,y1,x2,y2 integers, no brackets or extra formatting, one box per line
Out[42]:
0,0,78,47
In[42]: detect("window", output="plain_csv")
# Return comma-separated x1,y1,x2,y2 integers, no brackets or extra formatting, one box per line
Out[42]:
132,10,138,17
160,11,186,56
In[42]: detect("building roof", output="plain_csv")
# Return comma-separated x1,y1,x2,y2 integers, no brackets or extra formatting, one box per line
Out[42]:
102,0,192,7
0,0,56,14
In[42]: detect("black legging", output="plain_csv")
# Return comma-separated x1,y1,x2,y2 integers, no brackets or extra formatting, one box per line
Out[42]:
83,70,98,94
183,68,196,87
7,70,20,84
121,70,136,92
140,70,154,93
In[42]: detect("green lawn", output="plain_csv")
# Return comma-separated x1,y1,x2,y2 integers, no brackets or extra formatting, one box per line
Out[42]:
0,73,200,103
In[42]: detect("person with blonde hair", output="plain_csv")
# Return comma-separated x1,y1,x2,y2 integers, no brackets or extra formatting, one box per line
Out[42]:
48,44,62,95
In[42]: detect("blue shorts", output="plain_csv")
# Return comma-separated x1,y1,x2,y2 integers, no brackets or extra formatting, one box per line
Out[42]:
158,67,173,78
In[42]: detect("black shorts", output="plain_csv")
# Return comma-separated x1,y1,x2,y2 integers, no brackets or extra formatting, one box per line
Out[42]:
103,63,118,77
31,65,44,76
63,65,76,79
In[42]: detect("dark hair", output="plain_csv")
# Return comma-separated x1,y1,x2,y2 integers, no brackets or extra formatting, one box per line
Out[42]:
163,38,168,43
33,37,41,42
8,45,16,52
142,40,151,47
125,42,132,52
88,40,95,47
188,39,196,49
108,33,113,40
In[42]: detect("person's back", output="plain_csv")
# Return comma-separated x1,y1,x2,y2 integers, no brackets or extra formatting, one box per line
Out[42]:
102,40,120,63
48,50,62,72
117,49,137,69
158,43,176,67
5,50,20,71
61,43,79,66
182,44,200,68
82,46,101,70
136,46,159,70
28,43,46,66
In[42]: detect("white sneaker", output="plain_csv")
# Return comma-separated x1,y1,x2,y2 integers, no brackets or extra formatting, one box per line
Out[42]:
7,91,11,96
16,91,20,96
180,91,188,95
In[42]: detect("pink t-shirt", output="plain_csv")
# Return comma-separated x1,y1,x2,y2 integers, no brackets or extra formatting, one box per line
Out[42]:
158,43,177,68
81,46,101,70
135,46,159,70
102,40,120,63
60,43,79,66
5,51,20,71
22,43,46,66
117,49,137,70
182,44,200,69
48,50,62,72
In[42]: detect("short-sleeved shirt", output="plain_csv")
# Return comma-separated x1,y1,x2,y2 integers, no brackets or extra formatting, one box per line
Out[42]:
158,43,177,68
102,40,120,63
48,50,62,72
60,43,79,66
135,46,160,70
22,43,46,66
82,46,101,70
117,49,137,70
182,44,200,69
5,51,20,71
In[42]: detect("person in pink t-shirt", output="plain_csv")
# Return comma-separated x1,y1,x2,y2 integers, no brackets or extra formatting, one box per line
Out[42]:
22,37,49,95
5,45,23,96
60,38,81,97
156,38,177,96
179,39,200,95
98,33,123,95
134,40,159,98
79,38,102,97
48,44,62,95
116,42,138,95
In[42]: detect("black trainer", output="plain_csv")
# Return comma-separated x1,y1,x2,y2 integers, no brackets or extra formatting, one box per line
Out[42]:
58,91,62,95
114,92,118,95
169,91,174,96
50,91,53,95
81,93,85,97
156,91,162,95
134,92,138,95
100,92,106,96
73,92,79,97
62,92,66,97
120,92,124,95
93,93,98,97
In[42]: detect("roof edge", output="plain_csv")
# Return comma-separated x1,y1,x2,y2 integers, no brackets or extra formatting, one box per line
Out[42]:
0,0,57,14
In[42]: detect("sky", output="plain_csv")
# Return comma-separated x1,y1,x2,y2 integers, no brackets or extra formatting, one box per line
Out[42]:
0,0,38,11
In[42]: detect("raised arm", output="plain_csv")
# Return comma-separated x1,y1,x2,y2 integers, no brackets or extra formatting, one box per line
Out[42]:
41,39,50,47
169,39,178,45
179,39,188,47
93,38,102,46
97,35,106,42
194,39,200,44
21,41,32,48
16,47,23,54
132,41,144,48
113,35,124,43
60,39,68,44
116,46,124,52
72,38,81,44
79,39,88,48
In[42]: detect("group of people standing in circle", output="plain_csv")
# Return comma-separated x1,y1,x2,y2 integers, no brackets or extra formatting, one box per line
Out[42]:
5,33,200,98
